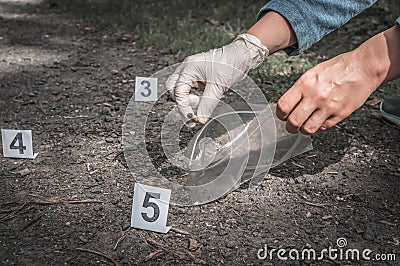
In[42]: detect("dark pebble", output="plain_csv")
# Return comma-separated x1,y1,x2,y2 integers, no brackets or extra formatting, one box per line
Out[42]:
355,227,364,235
351,194,363,202
122,220,131,231
363,228,375,241
120,257,129,265
368,201,383,211
102,106,112,115
216,228,227,236
104,116,113,122
90,186,102,194
223,251,233,259
303,174,317,182
226,241,235,248
94,205,103,211
105,137,114,143
111,198,119,205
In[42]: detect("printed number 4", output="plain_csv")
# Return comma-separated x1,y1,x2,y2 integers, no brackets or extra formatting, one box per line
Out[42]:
10,132,26,154
141,192,160,222
140,80,151,97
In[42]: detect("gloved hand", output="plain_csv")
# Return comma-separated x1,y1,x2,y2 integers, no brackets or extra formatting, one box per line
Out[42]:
166,33,269,126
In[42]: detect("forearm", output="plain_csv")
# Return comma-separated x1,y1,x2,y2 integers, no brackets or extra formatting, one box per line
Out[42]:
355,24,400,86
247,11,297,54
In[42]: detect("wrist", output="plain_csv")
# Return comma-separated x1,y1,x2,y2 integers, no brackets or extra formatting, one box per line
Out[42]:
234,33,269,69
350,43,385,91
353,25,400,86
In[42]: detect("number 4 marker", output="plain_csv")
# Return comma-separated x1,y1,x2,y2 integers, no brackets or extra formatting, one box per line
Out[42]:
1,129,38,159
131,183,171,233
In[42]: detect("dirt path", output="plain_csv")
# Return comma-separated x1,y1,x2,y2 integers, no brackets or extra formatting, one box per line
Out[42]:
0,1,399,265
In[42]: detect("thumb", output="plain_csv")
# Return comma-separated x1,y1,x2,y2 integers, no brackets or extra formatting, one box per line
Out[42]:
197,83,226,124
174,83,196,124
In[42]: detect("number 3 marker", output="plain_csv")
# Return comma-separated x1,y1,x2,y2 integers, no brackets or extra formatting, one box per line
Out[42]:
131,183,171,233
134,77,158,102
1,129,38,159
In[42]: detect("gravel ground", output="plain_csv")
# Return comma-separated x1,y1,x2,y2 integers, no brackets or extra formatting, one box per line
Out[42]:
0,1,399,265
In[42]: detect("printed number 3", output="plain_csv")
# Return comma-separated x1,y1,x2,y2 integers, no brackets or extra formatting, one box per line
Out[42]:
140,80,151,97
141,192,160,222
10,132,26,154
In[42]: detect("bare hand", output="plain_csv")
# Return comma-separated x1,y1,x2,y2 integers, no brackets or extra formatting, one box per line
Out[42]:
276,48,380,134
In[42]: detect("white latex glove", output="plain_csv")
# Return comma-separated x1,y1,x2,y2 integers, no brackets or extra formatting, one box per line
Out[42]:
166,33,269,126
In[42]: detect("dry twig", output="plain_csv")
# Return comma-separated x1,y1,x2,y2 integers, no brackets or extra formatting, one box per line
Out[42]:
144,249,164,262
170,227,190,235
113,229,131,250
0,197,103,222
76,247,120,266
145,238,197,262
302,201,331,208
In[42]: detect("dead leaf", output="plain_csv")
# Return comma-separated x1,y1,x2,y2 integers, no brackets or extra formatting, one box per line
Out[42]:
188,238,199,251
365,96,382,107
205,17,220,26
18,168,31,177
322,215,332,220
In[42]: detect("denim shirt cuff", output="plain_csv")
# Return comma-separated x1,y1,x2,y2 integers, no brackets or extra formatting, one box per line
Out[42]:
257,0,377,56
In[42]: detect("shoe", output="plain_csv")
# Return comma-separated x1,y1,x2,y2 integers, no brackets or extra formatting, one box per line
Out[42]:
380,99,400,126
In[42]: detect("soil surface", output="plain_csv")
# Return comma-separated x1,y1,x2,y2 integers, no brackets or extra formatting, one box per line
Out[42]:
0,1,399,265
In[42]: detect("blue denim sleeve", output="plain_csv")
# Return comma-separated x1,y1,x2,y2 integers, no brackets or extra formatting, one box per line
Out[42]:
397,17,400,24
258,0,377,55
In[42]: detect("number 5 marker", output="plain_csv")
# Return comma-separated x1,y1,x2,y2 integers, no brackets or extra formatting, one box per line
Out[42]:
1,129,38,159
131,183,171,233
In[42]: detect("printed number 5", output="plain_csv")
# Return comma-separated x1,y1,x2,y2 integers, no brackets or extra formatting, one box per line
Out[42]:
141,192,160,222
140,80,151,97
10,132,26,154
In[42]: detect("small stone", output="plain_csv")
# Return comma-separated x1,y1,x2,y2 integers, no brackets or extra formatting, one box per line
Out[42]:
94,205,103,211
90,186,102,194
349,147,358,153
216,228,227,236
368,201,383,211
226,241,235,248
351,194,363,202
104,116,113,122
105,137,114,143
122,220,131,231
321,215,332,220
295,176,303,183
223,251,233,259
66,221,71,226
120,257,129,265
355,227,364,235
363,228,375,241
111,198,119,205
18,168,31,177
78,236,88,242
102,106,111,115
306,211,312,218
303,174,316,182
